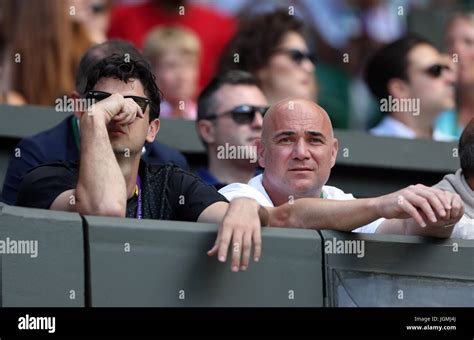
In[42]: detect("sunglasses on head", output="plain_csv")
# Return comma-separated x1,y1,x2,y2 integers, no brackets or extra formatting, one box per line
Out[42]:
86,91,151,113
205,105,269,124
273,48,317,65
423,64,451,78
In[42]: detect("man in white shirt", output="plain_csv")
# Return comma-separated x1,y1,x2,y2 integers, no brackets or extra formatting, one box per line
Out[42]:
365,34,456,141
209,98,464,271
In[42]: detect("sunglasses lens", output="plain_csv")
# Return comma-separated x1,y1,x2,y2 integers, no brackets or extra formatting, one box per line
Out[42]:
132,98,147,112
290,50,305,64
231,107,254,124
425,64,449,78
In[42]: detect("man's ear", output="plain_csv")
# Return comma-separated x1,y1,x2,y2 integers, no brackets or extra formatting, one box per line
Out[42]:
330,138,338,169
257,138,266,168
387,78,410,98
196,119,216,145
146,118,160,143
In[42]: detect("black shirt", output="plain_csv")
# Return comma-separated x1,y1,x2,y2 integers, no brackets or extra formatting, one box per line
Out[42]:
16,161,227,222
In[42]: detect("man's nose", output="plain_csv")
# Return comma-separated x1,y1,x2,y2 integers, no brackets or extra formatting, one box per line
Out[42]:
250,111,264,129
292,138,310,160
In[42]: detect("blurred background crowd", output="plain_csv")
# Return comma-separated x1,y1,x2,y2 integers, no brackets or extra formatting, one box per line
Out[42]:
0,0,473,140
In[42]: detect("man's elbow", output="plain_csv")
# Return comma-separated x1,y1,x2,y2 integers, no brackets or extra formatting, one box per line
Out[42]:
75,188,126,217
76,201,126,217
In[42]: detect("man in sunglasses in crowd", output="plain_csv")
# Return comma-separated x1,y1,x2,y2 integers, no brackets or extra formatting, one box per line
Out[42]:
15,54,270,266
1,40,189,205
196,70,268,189
365,34,456,141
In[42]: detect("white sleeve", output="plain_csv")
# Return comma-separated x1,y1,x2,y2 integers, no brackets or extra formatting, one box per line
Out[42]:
218,183,273,207
353,218,385,234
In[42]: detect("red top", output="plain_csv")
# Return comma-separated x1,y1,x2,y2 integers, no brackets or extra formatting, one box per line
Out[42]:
107,1,237,91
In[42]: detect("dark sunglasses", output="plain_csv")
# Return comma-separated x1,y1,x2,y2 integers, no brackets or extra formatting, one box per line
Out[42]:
423,64,451,78
205,105,269,124
273,48,316,65
86,91,151,113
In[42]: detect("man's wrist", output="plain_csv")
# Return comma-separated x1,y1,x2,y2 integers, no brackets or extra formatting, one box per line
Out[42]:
258,205,269,226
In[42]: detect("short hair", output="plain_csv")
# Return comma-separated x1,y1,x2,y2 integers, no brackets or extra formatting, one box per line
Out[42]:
84,54,162,121
459,118,474,179
364,34,432,100
218,9,305,75
75,39,144,95
143,26,201,66
197,70,259,120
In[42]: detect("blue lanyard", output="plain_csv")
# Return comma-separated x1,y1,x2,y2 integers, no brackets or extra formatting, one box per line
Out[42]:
136,175,142,220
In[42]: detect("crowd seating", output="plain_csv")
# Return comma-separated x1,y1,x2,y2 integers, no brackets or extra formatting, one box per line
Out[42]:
1,202,472,307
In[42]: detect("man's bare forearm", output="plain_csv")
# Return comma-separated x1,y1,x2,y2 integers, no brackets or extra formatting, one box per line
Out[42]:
268,197,380,231
75,113,126,216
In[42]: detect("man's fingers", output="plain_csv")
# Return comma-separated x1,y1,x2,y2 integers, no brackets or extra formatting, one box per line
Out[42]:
451,194,464,219
207,237,219,257
240,233,252,271
217,226,233,263
405,191,437,223
253,228,262,262
412,186,446,218
400,197,426,227
231,232,243,272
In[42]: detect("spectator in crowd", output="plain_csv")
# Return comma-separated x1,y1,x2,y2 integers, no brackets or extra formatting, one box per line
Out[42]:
69,0,112,44
196,70,268,189
218,9,317,105
436,11,474,139
0,5,24,105
107,0,236,91
143,26,200,120
2,0,93,106
1,40,189,205
434,118,474,239
209,98,463,267
15,53,272,272
365,34,456,141
14,62,463,271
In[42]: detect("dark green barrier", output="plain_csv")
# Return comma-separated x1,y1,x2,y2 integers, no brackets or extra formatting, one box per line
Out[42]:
84,216,323,307
320,230,474,307
0,203,85,306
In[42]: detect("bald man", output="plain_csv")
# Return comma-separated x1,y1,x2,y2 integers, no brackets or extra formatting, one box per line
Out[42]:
209,99,464,271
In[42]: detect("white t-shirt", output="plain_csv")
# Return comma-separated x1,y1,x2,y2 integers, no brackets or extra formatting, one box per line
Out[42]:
219,174,383,233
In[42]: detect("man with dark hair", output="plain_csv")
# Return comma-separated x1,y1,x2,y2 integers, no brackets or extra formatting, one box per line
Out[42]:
1,40,188,205
365,34,456,141
196,70,268,189
434,118,474,239
15,54,271,272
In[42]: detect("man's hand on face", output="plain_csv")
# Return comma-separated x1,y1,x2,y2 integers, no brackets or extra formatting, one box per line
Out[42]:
375,184,464,228
207,198,263,272
87,93,145,125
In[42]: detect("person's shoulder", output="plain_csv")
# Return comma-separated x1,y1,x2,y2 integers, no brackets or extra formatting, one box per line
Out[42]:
219,181,272,207
143,141,189,170
322,185,355,200
20,116,72,148
145,162,198,183
25,161,78,177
